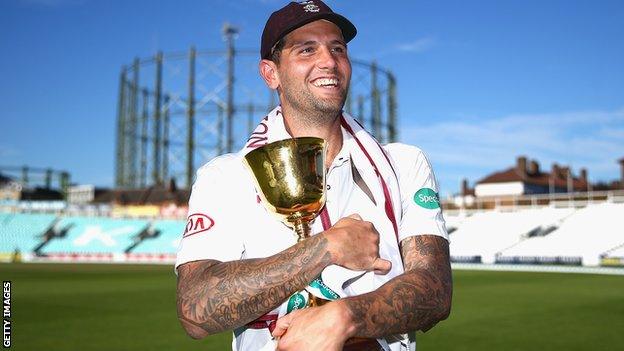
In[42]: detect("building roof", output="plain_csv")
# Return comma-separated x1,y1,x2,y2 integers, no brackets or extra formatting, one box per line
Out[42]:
477,166,589,190
0,173,14,185
94,186,190,205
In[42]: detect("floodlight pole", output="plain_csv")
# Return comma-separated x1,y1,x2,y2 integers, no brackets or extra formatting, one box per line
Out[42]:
115,67,127,187
163,94,170,183
140,89,149,187
128,58,140,187
223,23,239,153
387,72,397,142
371,61,382,142
152,51,163,186
186,47,196,188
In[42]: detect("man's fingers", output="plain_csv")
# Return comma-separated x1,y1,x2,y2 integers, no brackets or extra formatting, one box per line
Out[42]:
347,213,362,220
372,257,392,275
272,312,294,338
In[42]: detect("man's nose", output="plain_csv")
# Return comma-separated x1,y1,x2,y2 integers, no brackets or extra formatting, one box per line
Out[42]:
316,46,337,70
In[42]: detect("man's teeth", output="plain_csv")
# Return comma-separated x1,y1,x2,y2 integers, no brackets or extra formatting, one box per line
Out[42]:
313,78,338,87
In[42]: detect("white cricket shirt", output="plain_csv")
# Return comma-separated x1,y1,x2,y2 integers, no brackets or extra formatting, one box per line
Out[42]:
175,128,448,351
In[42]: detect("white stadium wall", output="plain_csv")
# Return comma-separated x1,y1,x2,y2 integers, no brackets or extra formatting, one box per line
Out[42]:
475,181,524,197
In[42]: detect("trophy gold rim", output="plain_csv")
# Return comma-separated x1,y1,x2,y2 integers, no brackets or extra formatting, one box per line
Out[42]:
243,137,327,240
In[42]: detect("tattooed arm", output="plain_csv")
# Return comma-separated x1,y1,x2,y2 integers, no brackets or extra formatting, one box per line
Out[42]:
176,234,331,339
341,234,452,337
176,215,391,339
272,235,451,350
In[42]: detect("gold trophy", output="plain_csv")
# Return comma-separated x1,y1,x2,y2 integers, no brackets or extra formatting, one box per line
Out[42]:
244,137,382,351
244,136,328,309
244,137,327,241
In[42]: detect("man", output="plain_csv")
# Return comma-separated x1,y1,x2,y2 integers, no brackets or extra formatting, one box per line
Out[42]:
176,1,452,350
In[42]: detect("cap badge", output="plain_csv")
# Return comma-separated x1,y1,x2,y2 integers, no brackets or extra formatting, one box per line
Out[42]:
300,1,320,13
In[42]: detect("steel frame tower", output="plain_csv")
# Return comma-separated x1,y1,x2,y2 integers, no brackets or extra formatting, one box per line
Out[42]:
115,26,398,189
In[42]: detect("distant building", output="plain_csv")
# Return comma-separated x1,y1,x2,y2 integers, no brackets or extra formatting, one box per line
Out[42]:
101,179,189,206
66,185,111,204
462,156,624,198
474,156,589,197
0,173,22,201
0,172,66,201
20,187,64,201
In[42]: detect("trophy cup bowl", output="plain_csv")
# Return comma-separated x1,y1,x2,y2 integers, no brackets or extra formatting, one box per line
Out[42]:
243,137,327,241
244,137,383,350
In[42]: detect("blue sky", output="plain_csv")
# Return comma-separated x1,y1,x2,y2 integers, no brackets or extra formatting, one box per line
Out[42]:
1,0,623,197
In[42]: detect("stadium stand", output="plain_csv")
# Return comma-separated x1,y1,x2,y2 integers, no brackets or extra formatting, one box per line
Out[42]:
41,216,149,254
443,212,469,234
498,203,624,266
601,244,624,267
2,200,623,268
131,219,184,254
604,245,624,258
447,207,575,264
0,212,56,253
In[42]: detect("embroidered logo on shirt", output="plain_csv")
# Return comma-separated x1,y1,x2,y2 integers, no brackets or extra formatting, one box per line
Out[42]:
183,213,215,237
413,188,440,209
286,292,307,313
308,277,339,300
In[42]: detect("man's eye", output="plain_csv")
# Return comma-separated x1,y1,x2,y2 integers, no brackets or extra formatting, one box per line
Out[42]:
300,47,314,54
332,46,346,53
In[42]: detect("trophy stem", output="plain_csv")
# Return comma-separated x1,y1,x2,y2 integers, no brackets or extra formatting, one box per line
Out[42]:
293,219,310,241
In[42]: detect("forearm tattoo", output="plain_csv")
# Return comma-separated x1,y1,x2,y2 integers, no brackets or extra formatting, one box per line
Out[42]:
344,235,452,338
176,234,332,337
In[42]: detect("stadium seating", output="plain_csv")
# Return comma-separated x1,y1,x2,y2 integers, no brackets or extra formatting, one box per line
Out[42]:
41,216,149,254
605,245,624,258
2,201,622,267
0,212,56,253
443,212,469,234
498,203,624,266
131,220,185,254
447,207,575,264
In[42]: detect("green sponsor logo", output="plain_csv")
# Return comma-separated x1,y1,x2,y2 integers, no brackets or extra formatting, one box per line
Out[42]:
413,188,440,209
287,292,306,313
309,277,339,300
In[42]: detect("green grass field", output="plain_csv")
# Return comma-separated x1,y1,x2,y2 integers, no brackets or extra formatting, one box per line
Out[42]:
2,263,623,350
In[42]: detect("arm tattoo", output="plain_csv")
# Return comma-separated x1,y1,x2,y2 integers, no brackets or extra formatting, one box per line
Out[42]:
176,234,332,338
343,235,452,338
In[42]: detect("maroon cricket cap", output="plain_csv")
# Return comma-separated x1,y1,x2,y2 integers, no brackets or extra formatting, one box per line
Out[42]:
261,0,357,60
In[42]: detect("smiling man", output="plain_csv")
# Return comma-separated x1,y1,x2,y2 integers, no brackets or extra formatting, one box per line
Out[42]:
175,1,452,350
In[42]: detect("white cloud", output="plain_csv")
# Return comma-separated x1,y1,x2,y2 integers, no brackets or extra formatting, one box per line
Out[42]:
0,145,20,158
401,108,624,195
395,37,436,53
360,36,437,60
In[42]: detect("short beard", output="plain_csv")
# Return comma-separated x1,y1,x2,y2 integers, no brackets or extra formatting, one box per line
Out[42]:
280,79,348,129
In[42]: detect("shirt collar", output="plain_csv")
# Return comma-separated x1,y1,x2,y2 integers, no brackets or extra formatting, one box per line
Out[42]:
329,125,353,170
272,108,353,169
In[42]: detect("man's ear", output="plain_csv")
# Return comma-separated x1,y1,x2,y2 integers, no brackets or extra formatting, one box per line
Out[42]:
259,59,280,90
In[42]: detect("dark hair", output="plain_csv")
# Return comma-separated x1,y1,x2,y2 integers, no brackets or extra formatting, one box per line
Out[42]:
270,38,286,65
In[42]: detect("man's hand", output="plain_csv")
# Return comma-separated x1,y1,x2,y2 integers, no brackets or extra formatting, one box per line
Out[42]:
272,301,354,351
323,214,392,274
271,235,451,348
340,235,452,338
